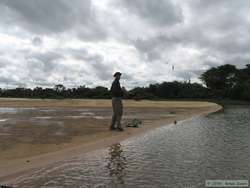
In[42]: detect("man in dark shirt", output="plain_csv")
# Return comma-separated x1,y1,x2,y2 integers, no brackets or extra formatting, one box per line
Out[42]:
110,72,124,131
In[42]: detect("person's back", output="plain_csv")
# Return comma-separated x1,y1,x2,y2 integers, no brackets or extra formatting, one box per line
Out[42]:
110,79,123,98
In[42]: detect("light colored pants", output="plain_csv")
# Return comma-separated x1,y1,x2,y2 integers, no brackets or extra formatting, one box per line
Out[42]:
110,97,123,128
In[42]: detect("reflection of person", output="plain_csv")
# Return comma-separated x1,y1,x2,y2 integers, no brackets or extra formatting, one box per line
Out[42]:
106,143,127,184
110,72,124,131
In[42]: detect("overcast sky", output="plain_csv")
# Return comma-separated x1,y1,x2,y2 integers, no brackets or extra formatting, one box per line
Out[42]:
0,0,250,89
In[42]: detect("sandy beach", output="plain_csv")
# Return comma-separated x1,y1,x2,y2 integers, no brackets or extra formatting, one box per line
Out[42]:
0,99,222,183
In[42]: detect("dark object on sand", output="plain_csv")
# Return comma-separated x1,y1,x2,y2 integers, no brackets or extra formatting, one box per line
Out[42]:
0,185,13,188
174,120,177,124
117,127,124,131
127,118,142,128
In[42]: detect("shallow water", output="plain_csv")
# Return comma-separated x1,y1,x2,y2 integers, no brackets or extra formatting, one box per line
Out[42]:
7,105,250,187
0,107,113,152
0,107,108,122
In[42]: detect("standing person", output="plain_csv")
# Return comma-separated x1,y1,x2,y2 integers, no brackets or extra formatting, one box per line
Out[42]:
110,72,124,131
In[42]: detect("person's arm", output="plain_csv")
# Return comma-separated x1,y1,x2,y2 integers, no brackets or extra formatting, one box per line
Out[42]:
122,86,129,98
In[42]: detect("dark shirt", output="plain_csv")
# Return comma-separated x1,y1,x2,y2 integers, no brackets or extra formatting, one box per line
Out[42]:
110,79,123,97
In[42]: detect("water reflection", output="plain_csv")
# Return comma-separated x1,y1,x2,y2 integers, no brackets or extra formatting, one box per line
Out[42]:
106,143,127,184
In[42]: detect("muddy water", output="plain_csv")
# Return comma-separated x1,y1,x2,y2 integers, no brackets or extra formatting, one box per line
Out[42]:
5,105,249,188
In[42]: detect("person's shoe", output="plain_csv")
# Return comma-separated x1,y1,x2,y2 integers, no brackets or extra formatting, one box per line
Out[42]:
117,127,124,131
110,126,116,131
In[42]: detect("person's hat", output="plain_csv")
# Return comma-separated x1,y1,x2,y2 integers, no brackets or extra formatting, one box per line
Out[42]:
113,72,122,77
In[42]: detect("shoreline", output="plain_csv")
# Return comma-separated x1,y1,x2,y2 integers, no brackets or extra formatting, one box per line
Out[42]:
0,100,222,183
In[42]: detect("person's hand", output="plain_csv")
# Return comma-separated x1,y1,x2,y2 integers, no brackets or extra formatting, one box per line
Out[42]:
122,87,129,98
122,86,127,92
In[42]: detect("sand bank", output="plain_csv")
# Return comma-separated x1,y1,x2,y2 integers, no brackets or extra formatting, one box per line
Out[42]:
0,99,222,183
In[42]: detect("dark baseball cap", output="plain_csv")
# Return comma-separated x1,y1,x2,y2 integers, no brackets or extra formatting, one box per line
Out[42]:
113,72,122,77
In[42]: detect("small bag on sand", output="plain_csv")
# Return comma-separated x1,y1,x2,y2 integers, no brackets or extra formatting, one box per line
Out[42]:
126,118,142,128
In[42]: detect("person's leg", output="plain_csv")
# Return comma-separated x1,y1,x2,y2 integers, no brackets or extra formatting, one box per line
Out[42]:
110,98,117,130
116,99,123,130
110,114,117,130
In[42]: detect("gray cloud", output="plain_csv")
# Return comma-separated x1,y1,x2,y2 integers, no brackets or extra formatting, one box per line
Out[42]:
185,0,250,53
0,0,90,33
133,35,181,62
24,52,63,87
0,0,107,41
68,48,113,81
116,0,183,26
32,37,43,46
0,58,10,68
226,56,250,69
28,52,63,65
0,76,21,86
129,0,250,72
1,0,250,88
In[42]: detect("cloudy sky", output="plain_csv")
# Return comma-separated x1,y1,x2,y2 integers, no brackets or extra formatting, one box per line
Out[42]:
0,0,250,89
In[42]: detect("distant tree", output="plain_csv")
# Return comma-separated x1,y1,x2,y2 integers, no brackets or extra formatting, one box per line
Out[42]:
52,84,66,99
76,85,93,98
200,64,238,90
238,64,250,81
129,87,156,100
200,64,239,98
33,87,44,98
1,63,250,101
243,64,250,76
54,84,66,93
230,64,250,100
156,81,181,98
145,84,158,96
241,80,250,100
92,86,110,98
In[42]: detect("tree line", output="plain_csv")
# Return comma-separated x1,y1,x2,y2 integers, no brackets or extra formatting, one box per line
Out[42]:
0,64,250,101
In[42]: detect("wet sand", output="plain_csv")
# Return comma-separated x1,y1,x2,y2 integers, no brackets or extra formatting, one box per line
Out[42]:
0,99,222,183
